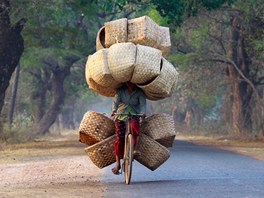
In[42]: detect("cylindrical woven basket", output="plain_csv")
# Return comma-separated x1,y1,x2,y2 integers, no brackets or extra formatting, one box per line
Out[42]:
79,111,115,146
134,133,170,171
128,16,161,49
141,113,176,148
108,42,136,82
105,18,128,48
86,49,121,88
96,26,106,51
85,134,116,169
137,57,178,100
159,26,171,57
131,44,162,84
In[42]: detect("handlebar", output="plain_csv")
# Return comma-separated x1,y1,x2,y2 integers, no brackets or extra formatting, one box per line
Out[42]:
113,112,145,117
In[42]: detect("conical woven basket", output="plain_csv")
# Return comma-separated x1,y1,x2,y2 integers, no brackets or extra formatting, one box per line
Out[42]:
108,42,136,82
128,16,161,49
159,26,171,57
79,111,115,146
141,113,176,148
86,49,120,88
105,18,128,47
137,57,178,100
131,44,162,84
134,133,170,171
85,134,116,169
96,26,106,51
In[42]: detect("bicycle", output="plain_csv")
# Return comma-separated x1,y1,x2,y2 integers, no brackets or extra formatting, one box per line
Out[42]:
113,112,145,185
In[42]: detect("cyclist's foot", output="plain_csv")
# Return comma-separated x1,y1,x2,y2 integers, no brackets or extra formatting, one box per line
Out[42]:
133,150,141,157
112,166,121,175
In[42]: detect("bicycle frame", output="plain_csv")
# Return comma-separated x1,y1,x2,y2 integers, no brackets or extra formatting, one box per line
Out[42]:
114,113,144,185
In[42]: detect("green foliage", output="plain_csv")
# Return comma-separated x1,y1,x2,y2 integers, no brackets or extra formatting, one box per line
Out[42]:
149,0,234,26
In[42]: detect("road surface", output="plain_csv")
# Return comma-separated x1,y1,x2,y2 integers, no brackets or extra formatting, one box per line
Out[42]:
0,139,264,198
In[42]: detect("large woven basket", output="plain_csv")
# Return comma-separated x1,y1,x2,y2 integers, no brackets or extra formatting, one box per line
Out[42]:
135,133,170,171
159,26,171,57
137,57,178,100
79,111,115,146
85,60,117,97
105,18,128,47
108,42,136,82
86,49,120,88
131,44,162,84
85,134,116,169
141,113,176,148
96,26,106,51
128,16,161,49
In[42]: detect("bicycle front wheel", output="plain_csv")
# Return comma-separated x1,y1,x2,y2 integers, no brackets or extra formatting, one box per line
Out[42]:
124,133,133,185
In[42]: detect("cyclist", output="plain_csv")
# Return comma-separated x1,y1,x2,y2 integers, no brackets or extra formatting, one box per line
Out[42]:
111,81,146,175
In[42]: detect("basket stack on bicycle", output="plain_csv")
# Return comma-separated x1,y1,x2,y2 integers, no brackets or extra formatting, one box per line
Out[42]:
79,111,176,171
81,16,179,170
85,15,179,100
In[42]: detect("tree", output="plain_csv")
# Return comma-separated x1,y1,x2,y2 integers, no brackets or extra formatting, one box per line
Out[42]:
150,0,264,137
0,0,26,130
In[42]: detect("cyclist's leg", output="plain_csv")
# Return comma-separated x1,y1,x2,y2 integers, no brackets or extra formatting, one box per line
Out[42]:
112,120,126,174
130,117,141,155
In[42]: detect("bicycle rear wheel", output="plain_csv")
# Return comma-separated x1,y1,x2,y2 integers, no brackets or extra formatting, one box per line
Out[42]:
124,133,133,184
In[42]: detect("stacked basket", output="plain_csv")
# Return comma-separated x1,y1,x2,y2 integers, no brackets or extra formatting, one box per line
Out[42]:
81,16,178,170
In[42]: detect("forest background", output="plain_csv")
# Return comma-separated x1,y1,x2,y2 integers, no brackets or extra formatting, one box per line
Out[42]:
0,0,263,143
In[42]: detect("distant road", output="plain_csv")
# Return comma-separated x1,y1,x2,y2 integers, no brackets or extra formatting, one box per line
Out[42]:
101,140,264,198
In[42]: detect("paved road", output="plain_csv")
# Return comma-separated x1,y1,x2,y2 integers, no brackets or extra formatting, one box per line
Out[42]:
100,140,264,198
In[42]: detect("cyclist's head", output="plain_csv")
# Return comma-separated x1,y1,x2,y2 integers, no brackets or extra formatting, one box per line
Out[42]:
125,81,135,90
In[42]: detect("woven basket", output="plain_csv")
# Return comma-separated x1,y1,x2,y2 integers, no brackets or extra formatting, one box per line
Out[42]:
131,44,162,84
105,18,128,47
96,26,106,51
85,134,116,169
108,42,136,82
79,111,115,146
86,49,120,88
85,59,117,97
141,113,176,148
159,26,171,56
134,133,170,171
137,57,178,100
128,16,161,49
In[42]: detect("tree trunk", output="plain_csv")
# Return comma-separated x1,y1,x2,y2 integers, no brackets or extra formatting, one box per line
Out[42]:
0,0,26,130
227,15,253,136
7,63,20,126
33,55,79,135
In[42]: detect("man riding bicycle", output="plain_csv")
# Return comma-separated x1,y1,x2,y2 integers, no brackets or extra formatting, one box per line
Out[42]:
111,81,146,175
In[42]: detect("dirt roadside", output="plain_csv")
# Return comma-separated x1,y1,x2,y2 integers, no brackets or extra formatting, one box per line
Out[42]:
0,131,106,198
0,132,263,198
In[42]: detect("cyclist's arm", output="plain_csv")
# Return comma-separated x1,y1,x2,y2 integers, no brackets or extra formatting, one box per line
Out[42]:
139,90,147,117
112,91,121,115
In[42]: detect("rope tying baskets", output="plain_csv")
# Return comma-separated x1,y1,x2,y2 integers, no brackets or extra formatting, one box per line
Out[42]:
134,133,170,171
108,42,136,82
79,111,115,146
141,113,176,148
131,44,162,84
86,49,121,88
105,18,128,47
85,135,116,169
137,57,178,100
